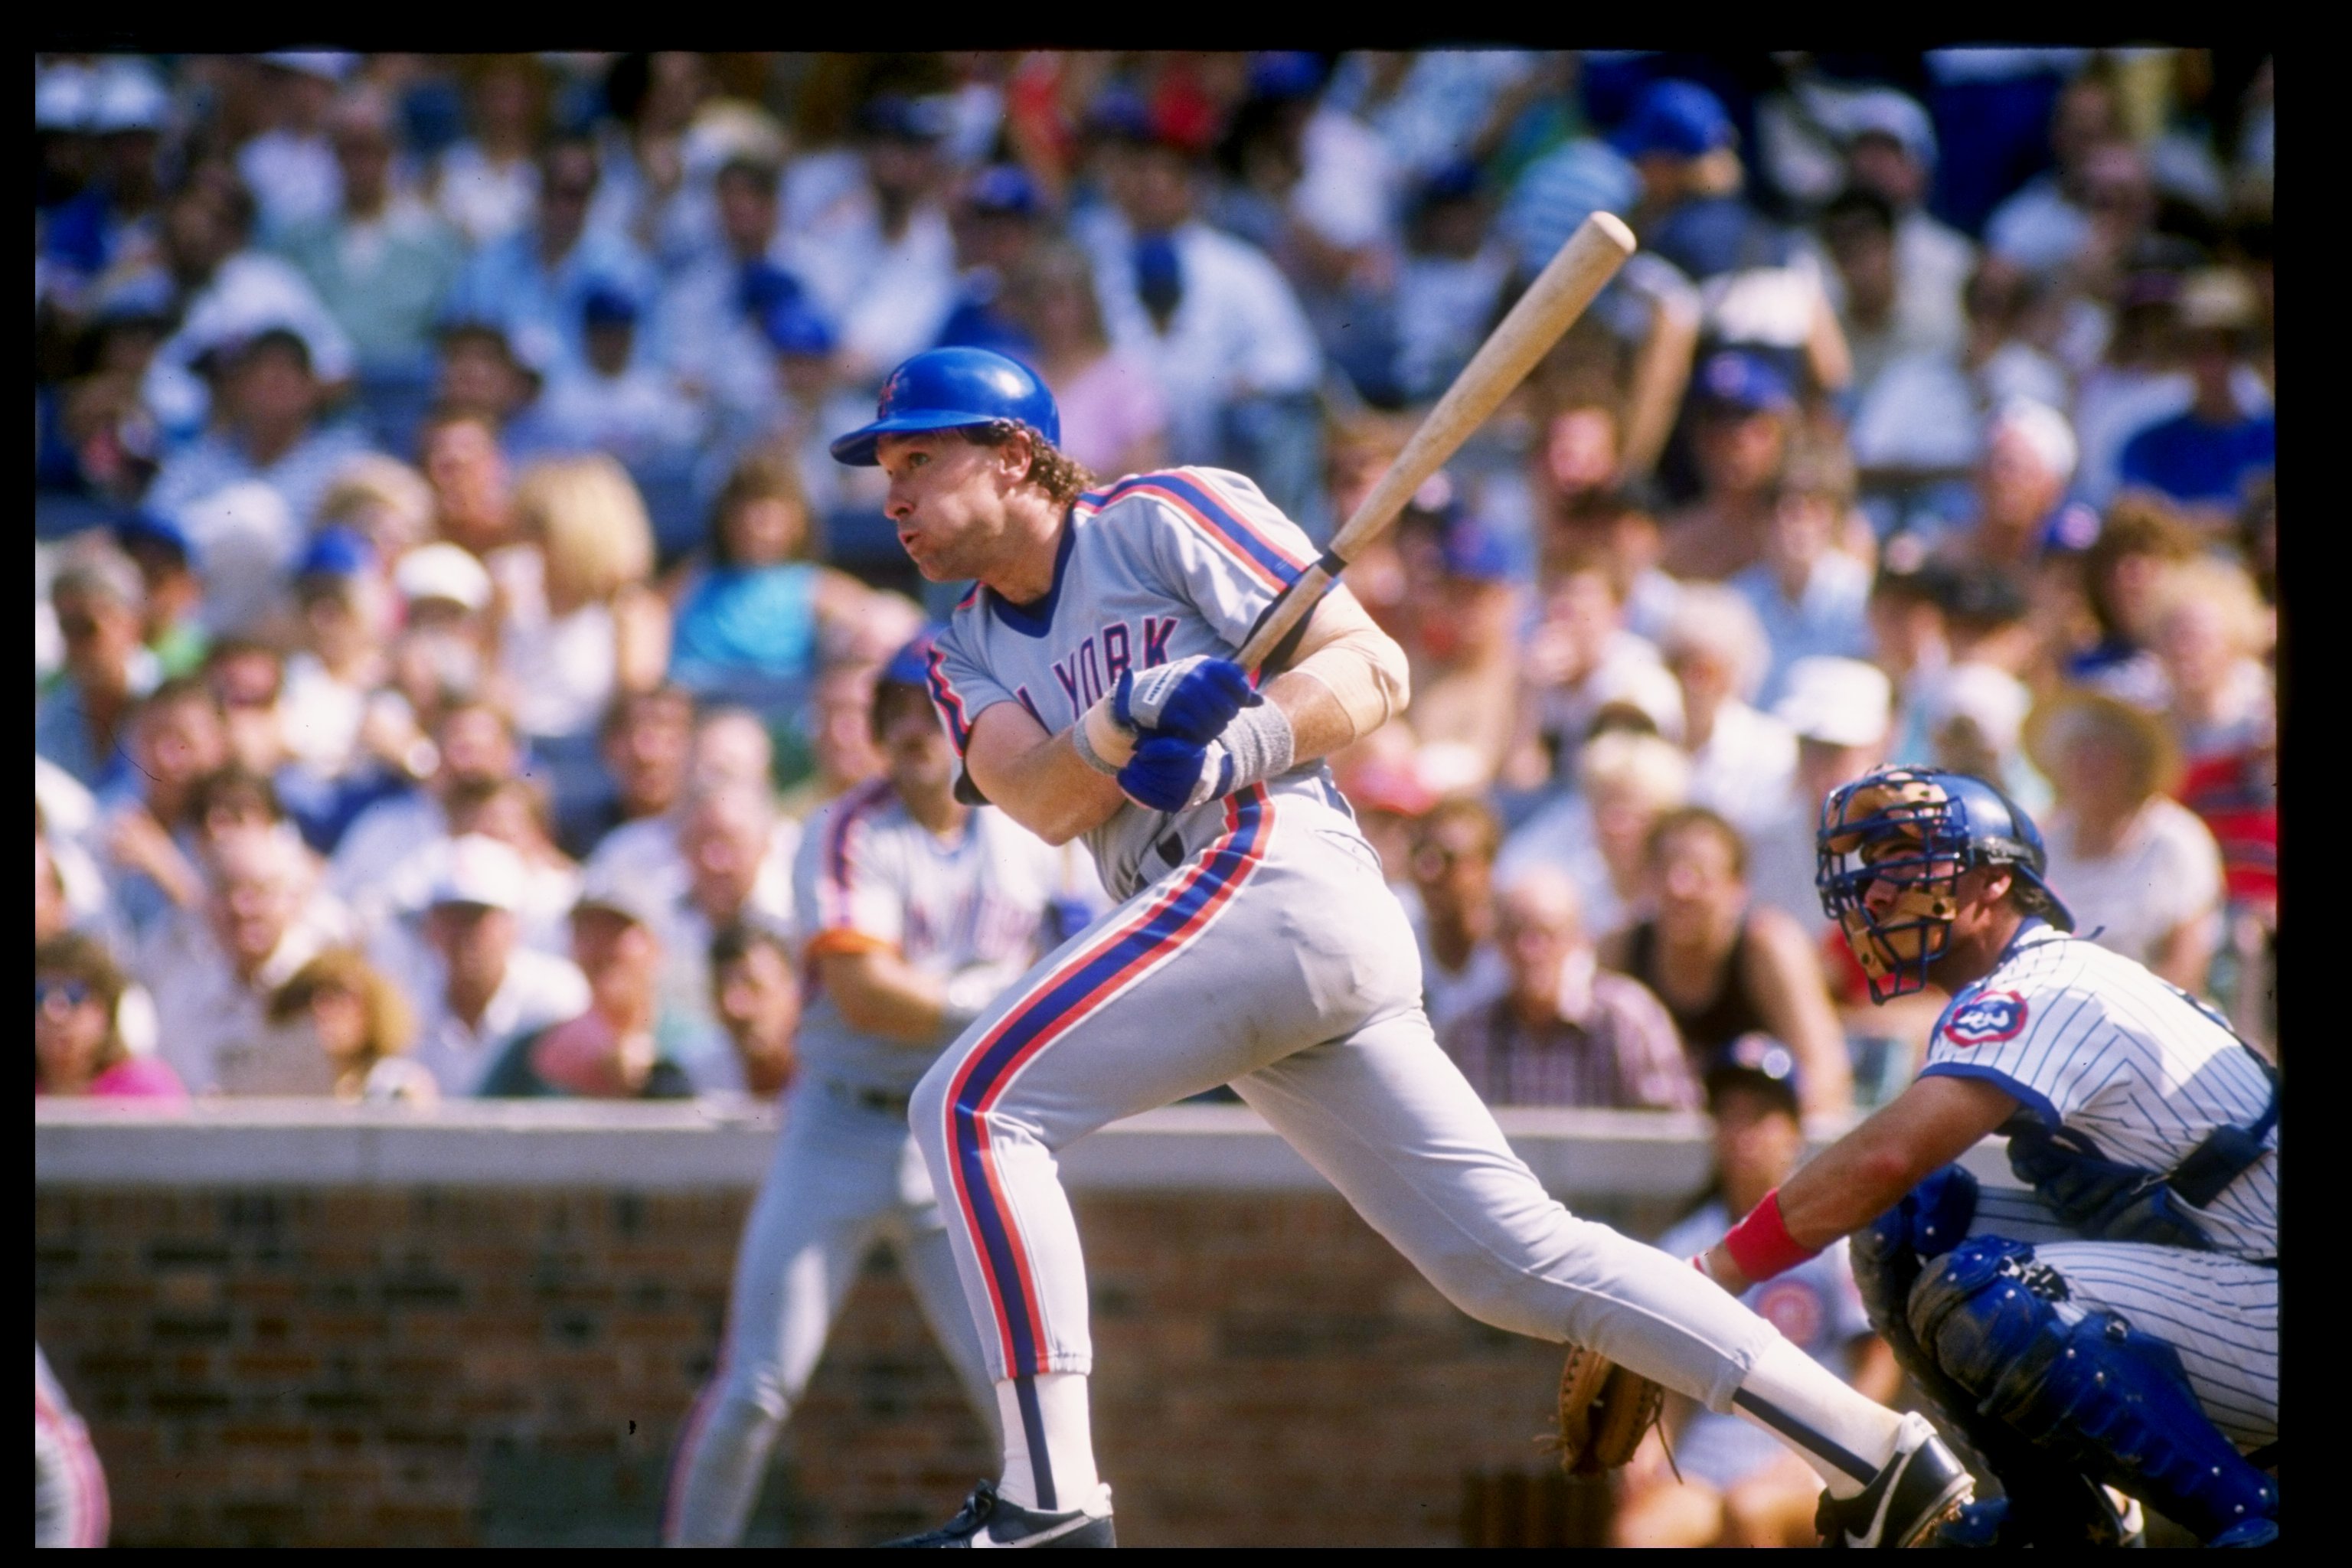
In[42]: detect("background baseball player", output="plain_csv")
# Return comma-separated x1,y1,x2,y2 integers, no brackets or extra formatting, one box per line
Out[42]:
831,345,1977,1549
37,1344,110,1550
1694,766,2278,1546
661,637,1091,1547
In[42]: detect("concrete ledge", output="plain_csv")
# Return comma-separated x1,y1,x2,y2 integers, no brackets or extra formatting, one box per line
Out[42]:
34,1098,2020,1194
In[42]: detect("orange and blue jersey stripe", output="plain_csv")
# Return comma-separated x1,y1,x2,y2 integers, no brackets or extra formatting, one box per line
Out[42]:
940,786,1273,1377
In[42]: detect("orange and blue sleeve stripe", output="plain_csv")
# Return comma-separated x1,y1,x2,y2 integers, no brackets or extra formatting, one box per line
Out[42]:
1087,470,1312,593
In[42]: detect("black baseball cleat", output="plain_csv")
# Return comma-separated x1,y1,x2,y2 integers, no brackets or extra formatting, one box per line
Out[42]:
1815,1413,1975,1547
878,1480,1116,1548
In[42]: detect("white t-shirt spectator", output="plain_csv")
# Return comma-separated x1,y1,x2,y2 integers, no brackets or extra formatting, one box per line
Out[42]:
139,251,357,446
1079,213,1322,466
328,790,447,938
1847,341,2070,475
435,141,539,248
2041,796,2226,974
1733,551,1875,709
536,361,707,468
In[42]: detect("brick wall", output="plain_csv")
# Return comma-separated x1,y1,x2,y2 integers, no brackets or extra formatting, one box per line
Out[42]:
34,1182,1684,1547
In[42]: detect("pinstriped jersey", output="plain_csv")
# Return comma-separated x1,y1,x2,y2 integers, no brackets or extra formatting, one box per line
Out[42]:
792,779,1069,1094
926,466,1362,900
1920,922,2278,1261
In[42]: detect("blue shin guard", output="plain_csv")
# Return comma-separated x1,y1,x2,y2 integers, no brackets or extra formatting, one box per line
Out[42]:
1909,1235,2278,1544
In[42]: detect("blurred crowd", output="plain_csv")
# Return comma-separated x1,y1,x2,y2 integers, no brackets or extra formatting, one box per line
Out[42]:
36,49,2276,1125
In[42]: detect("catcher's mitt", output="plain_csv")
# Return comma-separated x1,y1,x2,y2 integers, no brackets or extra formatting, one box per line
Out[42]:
1548,1344,1665,1475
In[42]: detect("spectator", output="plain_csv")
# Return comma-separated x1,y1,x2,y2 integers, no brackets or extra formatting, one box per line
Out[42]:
2115,268,2275,527
34,933,185,1100
561,685,696,864
149,325,379,538
537,285,706,466
145,828,352,1095
1497,730,1693,941
94,677,224,938
432,56,547,247
38,546,158,792
429,325,557,456
655,782,801,1092
1613,1034,1896,1546
239,54,352,237
274,86,465,376
2152,557,2274,769
1983,71,2129,276
387,541,499,732
1659,351,1797,582
1516,560,1684,791
1406,795,1511,1034
776,662,887,822
1913,660,2044,816
1743,656,1895,932
499,454,671,812
1379,482,1524,790
1000,240,1170,479
445,136,659,376
378,831,591,1096
479,867,696,1099
1392,161,1513,404
655,153,799,424
1438,868,1697,1109
1079,103,1323,506
667,453,920,726
708,922,801,1100
1833,90,1973,372
936,162,1050,360
185,764,296,866
328,697,521,932
2067,495,2200,709
1602,806,1852,1116
1732,445,1873,707
111,511,209,678
276,528,397,782
444,776,583,958
418,406,523,560
131,166,357,445
1658,586,1797,845
267,947,437,1104
802,94,961,384
2026,689,2225,994
1614,80,1781,285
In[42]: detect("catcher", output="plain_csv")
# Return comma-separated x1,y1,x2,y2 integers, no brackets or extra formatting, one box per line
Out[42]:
1608,766,2275,1547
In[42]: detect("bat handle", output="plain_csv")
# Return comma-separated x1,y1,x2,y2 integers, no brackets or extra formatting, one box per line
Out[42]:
1234,552,1344,675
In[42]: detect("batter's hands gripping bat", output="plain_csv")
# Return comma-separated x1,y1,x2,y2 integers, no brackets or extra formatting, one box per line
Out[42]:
1234,211,1637,673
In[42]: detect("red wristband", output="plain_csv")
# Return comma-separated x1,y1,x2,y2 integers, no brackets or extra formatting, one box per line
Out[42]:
1721,1188,1821,1284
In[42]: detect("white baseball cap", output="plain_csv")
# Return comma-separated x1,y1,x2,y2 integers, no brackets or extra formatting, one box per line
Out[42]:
394,542,493,612
572,858,673,933
89,62,171,134
1773,657,1893,748
1919,662,2031,758
428,834,528,911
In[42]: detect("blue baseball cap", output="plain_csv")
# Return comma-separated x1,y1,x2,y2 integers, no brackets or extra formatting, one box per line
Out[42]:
1248,51,1327,102
830,346,1062,467
581,283,640,328
113,509,193,562
880,629,943,691
859,93,949,144
1693,349,1795,415
965,163,1041,218
1612,80,1735,161
295,526,376,582
762,296,838,358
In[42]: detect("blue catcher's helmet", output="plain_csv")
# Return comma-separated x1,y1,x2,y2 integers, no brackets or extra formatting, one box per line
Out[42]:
1816,766,2073,1002
828,346,1061,467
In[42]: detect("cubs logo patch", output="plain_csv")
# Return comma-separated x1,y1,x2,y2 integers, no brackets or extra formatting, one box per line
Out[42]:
1942,990,2028,1046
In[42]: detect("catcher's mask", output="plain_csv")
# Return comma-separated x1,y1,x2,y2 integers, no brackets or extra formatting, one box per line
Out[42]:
1816,766,2073,1002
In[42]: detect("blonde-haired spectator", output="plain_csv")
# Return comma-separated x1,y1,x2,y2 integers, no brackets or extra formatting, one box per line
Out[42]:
499,454,672,814
1497,727,1693,941
1660,584,1796,844
2026,690,2225,995
270,948,436,1103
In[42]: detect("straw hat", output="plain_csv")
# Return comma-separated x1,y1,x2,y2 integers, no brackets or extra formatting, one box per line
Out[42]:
2023,688,2181,807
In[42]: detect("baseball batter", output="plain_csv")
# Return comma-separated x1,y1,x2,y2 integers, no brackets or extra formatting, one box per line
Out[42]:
830,347,1975,1548
1694,766,2278,1546
662,639,1087,1547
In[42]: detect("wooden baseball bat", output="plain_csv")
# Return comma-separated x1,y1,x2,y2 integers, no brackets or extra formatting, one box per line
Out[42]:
1236,211,1637,672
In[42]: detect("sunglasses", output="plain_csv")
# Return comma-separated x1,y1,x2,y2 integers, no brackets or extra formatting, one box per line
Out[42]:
35,978,93,1011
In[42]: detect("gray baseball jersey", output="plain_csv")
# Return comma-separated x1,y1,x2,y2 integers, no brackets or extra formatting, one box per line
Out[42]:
792,779,1071,1095
926,466,1359,901
906,467,1893,1468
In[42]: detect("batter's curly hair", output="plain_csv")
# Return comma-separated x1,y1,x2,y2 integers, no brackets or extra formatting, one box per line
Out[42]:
959,420,1095,509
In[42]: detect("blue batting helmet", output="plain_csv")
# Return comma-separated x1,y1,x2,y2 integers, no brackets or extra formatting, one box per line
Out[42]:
1816,766,2073,1002
828,346,1061,467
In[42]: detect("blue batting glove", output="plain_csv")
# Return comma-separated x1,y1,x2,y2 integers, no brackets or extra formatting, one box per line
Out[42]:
1114,658,1260,744
1116,733,1236,813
